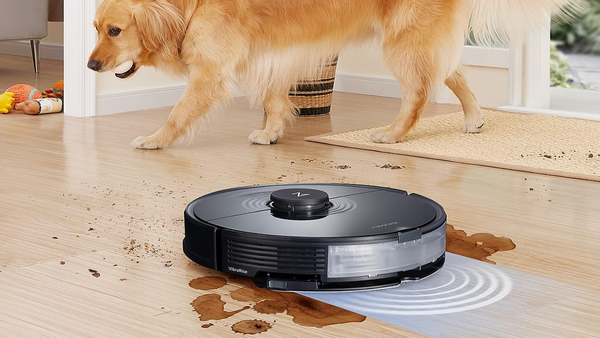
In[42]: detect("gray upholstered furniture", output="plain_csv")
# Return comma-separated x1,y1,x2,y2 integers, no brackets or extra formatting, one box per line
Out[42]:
0,0,50,73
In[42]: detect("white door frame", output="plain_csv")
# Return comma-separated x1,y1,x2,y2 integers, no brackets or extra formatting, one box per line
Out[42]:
63,0,97,117
502,31,551,110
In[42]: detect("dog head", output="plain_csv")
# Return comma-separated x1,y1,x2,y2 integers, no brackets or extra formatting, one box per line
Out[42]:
88,0,185,78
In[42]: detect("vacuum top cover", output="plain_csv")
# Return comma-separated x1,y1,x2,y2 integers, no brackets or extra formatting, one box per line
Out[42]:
190,183,440,238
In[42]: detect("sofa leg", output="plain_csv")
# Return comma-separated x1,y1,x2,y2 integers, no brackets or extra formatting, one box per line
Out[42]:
30,40,41,74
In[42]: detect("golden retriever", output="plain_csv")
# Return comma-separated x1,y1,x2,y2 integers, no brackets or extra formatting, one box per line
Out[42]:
88,0,582,149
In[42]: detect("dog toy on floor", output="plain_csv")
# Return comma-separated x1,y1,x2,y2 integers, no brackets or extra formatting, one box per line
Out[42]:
3,80,65,115
5,84,43,104
15,97,64,115
42,80,64,99
0,92,15,114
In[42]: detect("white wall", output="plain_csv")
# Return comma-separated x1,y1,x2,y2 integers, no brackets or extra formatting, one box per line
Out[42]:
43,22,64,46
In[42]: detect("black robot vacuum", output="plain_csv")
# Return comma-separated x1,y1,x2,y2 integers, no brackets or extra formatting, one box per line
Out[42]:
183,183,446,291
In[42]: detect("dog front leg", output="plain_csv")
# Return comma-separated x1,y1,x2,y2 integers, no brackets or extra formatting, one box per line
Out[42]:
131,70,233,150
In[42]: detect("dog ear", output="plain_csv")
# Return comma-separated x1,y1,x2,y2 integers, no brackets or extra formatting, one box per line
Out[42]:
132,0,185,59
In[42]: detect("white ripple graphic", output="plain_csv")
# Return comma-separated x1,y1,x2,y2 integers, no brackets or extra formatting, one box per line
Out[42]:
307,264,512,316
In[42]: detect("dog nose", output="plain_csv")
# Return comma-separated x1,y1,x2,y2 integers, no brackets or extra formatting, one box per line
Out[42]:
87,60,101,71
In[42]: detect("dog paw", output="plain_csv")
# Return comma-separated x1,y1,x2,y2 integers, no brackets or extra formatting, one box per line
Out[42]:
131,136,164,150
370,128,403,144
462,116,485,134
248,129,278,145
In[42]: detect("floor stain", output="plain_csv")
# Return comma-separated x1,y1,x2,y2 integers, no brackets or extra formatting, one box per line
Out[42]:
231,320,272,334
190,294,250,321
189,276,227,290
446,224,516,264
253,299,287,314
228,276,366,328
201,323,213,329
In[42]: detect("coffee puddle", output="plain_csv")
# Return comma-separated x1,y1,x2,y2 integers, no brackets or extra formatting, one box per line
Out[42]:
188,274,365,331
231,320,272,334
190,294,250,321
446,224,516,264
228,276,366,328
189,276,227,290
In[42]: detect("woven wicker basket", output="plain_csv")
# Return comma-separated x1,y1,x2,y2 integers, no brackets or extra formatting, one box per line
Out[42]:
289,57,338,116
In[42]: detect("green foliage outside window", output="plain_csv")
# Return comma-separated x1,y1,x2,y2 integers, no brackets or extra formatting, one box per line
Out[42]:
551,0,600,54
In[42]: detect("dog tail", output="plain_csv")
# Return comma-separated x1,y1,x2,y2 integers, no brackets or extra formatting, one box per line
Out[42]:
468,0,585,46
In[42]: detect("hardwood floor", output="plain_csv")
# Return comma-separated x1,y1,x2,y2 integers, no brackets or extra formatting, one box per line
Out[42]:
1,53,599,337
0,54,63,93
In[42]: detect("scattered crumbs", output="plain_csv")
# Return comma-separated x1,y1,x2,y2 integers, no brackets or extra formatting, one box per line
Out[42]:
543,155,552,159
524,178,528,181
163,261,173,267
88,269,101,278
113,264,118,267
52,237,58,240
88,227,95,231
529,188,534,191
290,161,295,165
378,164,405,170
589,153,594,158
60,261,66,265
86,207,91,211
161,307,165,310
119,278,127,281
548,199,553,202
92,250,98,253
335,165,351,170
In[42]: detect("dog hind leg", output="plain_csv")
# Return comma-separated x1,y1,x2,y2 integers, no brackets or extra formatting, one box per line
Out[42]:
445,69,484,133
371,34,433,144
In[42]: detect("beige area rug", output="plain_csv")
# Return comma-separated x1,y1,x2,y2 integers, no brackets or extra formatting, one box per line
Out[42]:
306,110,600,182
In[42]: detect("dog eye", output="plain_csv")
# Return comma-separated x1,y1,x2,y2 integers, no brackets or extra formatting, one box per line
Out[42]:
109,27,122,37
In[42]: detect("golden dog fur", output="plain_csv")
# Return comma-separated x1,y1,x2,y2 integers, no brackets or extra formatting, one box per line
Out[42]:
89,0,582,149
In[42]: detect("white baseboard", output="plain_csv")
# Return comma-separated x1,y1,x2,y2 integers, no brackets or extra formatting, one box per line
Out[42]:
334,74,402,99
0,41,63,60
97,85,186,116
96,85,246,116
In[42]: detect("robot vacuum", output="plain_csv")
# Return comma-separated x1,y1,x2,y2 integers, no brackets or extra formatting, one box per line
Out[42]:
183,183,446,291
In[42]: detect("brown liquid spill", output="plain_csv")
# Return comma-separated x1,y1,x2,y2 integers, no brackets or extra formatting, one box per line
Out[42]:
201,323,213,329
253,299,287,314
189,276,227,290
446,224,516,264
228,276,366,328
191,294,250,321
231,320,272,334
